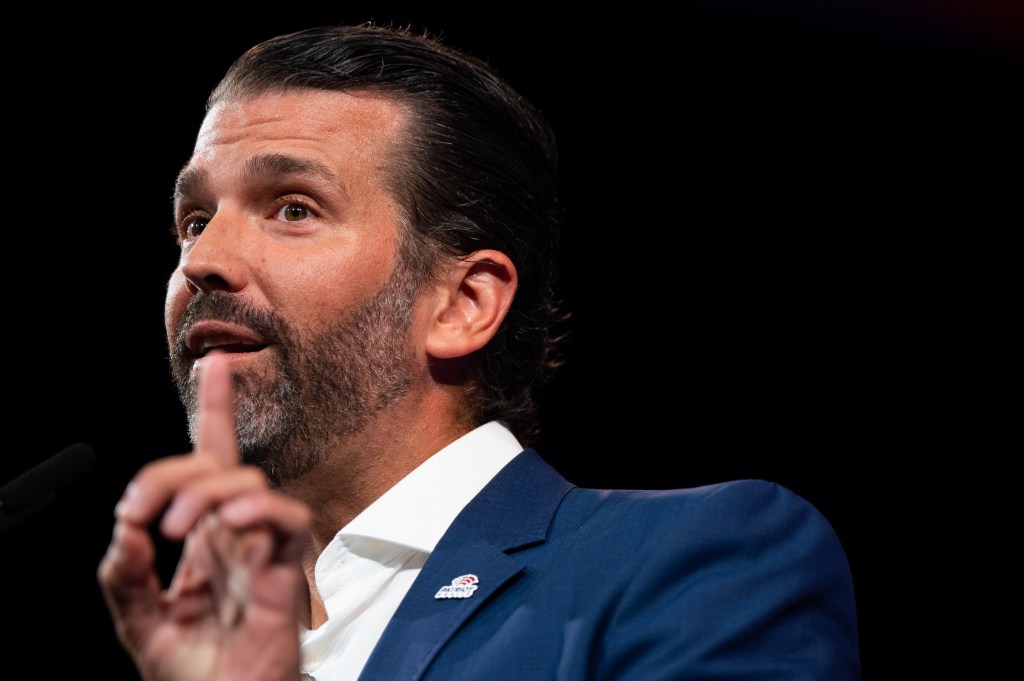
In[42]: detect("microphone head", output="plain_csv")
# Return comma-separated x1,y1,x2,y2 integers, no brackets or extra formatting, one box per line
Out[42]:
0,443,95,516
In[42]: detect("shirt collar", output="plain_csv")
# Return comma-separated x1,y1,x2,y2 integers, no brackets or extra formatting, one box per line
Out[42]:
338,421,523,554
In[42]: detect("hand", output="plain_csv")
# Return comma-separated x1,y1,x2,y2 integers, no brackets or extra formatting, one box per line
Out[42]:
97,353,312,681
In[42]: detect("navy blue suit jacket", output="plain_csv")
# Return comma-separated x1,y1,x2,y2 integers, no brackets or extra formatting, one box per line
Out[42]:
359,449,860,680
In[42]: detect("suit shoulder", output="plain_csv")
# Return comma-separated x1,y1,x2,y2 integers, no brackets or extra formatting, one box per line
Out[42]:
580,479,833,535
540,480,860,678
565,479,853,587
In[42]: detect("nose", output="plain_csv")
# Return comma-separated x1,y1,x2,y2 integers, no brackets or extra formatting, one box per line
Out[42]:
179,211,249,295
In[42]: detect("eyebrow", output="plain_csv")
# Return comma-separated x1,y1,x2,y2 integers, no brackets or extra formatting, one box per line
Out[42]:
174,152,344,204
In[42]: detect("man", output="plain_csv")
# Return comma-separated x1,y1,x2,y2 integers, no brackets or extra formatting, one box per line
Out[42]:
97,23,860,681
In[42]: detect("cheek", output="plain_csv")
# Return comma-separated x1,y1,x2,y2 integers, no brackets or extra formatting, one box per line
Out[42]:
274,274,356,329
275,253,391,325
164,271,189,340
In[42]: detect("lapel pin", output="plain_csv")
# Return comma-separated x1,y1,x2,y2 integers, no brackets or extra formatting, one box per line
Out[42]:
435,574,479,599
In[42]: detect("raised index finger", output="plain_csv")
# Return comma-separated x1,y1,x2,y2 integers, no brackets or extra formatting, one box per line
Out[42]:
194,350,240,467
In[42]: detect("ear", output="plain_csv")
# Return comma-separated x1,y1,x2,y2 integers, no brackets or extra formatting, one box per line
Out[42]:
425,249,518,360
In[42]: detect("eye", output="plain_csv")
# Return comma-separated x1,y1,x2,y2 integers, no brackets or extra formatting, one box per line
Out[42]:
277,203,310,222
181,215,209,240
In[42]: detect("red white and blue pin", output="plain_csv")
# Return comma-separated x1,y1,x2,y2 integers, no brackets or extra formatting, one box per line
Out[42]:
435,574,479,599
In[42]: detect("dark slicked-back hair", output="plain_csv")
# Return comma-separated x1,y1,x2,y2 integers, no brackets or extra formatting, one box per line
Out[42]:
208,23,566,446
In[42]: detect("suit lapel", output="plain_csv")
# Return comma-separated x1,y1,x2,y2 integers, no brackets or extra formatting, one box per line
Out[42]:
358,449,574,680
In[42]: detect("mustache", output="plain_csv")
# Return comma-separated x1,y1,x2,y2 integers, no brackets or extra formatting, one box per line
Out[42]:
173,292,291,358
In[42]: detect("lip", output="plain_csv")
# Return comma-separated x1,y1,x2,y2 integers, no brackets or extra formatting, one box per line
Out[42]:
184,320,270,359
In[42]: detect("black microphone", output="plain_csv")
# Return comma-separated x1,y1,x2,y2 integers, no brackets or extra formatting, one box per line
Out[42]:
0,443,95,534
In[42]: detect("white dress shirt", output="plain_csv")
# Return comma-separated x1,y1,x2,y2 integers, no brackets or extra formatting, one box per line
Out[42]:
298,421,524,681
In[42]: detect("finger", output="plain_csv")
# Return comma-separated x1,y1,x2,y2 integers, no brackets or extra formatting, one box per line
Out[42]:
167,514,232,612
218,490,313,552
166,517,215,597
159,466,271,538
114,454,223,528
97,518,164,635
195,350,240,467
202,514,253,626
114,455,267,539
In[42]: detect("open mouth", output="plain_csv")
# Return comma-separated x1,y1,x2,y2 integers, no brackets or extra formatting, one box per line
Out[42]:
185,322,270,359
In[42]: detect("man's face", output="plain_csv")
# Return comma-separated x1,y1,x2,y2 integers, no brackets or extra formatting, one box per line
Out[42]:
165,90,421,485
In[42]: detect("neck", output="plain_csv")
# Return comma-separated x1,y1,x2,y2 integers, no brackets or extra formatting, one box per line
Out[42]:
278,382,478,625
281,387,476,545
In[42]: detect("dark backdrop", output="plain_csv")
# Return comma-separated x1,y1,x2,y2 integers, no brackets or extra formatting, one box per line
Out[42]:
3,2,1019,679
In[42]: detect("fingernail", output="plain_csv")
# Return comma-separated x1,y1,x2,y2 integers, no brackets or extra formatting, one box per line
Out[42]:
162,500,188,534
219,497,248,524
114,483,140,518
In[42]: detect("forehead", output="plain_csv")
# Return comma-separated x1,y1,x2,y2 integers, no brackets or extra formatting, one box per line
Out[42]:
187,89,409,187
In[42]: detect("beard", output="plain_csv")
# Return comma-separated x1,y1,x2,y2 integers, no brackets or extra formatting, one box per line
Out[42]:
168,265,420,487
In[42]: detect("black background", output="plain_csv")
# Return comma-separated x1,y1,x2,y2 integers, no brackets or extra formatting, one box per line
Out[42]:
2,2,1020,679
